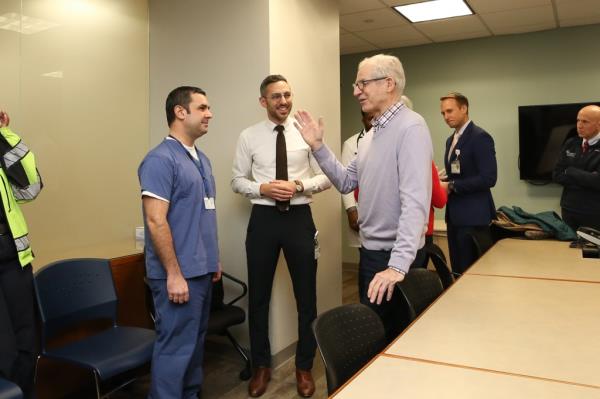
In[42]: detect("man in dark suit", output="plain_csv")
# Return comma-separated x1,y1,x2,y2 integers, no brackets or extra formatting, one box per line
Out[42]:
440,92,497,274
553,105,600,231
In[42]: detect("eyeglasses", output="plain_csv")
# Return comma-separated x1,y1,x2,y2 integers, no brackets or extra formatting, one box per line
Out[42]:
266,92,292,101
352,77,388,91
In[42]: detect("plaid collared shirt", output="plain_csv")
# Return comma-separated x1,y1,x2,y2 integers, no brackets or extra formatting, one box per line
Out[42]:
371,101,403,132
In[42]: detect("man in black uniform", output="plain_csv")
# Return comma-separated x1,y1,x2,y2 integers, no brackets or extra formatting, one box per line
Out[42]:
553,105,600,231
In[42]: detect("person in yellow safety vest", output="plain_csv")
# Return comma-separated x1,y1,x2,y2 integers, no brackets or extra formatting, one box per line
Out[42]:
0,109,42,399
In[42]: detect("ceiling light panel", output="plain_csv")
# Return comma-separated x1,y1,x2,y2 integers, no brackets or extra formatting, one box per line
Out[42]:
394,0,473,23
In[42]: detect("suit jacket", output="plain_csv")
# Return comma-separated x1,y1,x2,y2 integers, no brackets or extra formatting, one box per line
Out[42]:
552,136,600,213
444,121,497,226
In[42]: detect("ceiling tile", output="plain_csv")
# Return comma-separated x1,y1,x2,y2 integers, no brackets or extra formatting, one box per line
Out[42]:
379,0,425,6
467,0,551,14
559,15,600,28
338,0,600,53
416,15,489,39
555,0,600,20
481,5,556,33
339,0,388,15
355,24,429,45
341,33,375,48
489,21,556,35
431,30,491,43
341,7,408,32
375,37,433,49
341,44,380,55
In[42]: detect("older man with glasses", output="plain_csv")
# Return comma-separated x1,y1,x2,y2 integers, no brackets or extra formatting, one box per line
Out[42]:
295,54,433,342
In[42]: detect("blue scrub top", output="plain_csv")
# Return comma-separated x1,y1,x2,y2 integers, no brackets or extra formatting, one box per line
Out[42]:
138,138,219,279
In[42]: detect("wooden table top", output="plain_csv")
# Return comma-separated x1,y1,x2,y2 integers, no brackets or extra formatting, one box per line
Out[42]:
333,356,600,398
466,239,600,283
385,274,600,388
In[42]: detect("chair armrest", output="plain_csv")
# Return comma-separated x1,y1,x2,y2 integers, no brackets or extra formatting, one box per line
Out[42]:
221,271,248,306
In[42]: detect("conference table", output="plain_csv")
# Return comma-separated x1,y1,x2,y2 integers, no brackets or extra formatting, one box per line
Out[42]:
332,239,600,398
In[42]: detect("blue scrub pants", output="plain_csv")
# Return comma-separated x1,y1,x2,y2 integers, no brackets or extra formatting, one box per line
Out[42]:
147,274,212,399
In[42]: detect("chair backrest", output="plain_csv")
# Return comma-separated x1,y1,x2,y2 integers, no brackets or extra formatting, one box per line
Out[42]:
34,258,117,345
427,248,454,289
396,268,444,322
312,303,386,395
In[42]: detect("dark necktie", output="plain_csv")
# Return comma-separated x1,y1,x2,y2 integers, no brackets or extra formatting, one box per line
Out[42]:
583,140,589,154
448,130,459,161
275,125,289,212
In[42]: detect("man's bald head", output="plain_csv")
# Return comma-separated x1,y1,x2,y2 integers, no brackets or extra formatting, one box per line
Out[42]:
576,105,600,140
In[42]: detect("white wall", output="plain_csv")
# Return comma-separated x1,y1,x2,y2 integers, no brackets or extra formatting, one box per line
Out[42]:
0,0,149,268
268,0,342,356
149,0,270,346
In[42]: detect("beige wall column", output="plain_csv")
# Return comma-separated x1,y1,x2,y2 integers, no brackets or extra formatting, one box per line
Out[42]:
267,0,341,360
149,0,341,362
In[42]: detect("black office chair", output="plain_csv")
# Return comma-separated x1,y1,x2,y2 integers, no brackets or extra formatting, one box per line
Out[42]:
312,303,386,395
145,271,251,380
0,378,22,399
207,272,251,380
34,258,156,399
396,268,444,324
426,246,457,290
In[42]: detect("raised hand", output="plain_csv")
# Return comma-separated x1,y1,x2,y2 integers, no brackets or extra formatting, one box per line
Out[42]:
293,110,324,151
0,110,10,127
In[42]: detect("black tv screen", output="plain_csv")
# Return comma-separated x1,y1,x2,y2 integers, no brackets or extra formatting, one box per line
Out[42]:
518,101,600,181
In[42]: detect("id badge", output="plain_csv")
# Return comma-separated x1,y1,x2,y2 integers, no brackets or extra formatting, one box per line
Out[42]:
450,159,461,174
204,197,216,210
450,149,461,174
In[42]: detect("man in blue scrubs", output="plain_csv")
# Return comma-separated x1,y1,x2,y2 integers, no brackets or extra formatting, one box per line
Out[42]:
139,86,221,399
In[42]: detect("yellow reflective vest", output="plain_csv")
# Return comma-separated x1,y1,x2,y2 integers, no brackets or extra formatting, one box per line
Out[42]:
0,126,42,267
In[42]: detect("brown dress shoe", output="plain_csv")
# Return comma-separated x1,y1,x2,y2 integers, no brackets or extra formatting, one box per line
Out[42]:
296,369,315,397
248,367,271,397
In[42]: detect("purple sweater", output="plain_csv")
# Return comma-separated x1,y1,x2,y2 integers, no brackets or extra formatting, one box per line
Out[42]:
313,103,432,272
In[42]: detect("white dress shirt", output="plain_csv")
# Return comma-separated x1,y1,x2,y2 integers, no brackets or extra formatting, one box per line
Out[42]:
341,130,366,248
447,120,471,161
586,131,600,147
231,117,331,205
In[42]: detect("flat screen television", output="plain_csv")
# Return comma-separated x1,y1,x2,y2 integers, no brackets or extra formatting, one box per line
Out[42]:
518,101,600,181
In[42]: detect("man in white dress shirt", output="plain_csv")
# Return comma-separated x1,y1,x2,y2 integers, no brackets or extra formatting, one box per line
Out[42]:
341,111,372,247
231,75,330,398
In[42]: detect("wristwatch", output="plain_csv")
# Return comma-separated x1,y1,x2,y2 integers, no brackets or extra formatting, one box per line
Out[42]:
448,180,455,193
389,266,406,276
294,180,304,193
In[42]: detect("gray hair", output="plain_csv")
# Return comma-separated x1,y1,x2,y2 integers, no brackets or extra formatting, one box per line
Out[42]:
358,54,405,97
